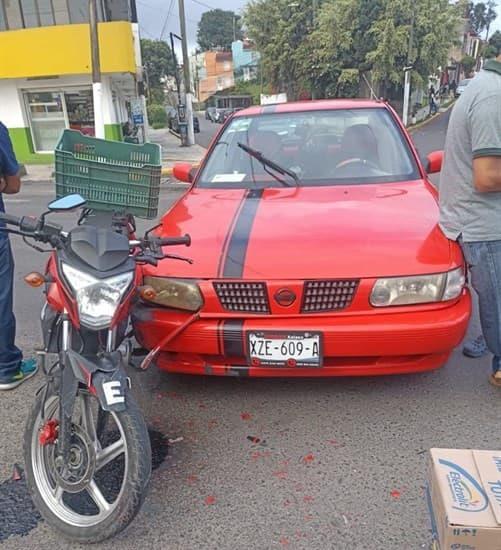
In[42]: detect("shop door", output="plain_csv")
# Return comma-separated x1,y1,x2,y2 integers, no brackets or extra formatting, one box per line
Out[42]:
26,92,67,152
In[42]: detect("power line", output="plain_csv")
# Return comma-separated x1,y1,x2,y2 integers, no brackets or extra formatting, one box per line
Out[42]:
159,0,175,40
189,0,216,10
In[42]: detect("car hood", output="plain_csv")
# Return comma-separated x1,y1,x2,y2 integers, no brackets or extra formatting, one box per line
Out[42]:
150,181,452,280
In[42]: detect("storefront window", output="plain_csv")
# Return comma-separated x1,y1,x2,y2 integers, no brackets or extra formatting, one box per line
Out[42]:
26,91,67,152
25,89,95,152
65,90,95,136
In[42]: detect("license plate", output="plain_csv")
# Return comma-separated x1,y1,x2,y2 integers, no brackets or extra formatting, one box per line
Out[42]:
247,331,323,368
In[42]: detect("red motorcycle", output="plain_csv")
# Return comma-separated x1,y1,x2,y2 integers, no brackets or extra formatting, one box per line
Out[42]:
0,194,190,543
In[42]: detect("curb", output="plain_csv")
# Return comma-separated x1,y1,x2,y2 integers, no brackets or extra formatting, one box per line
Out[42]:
409,101,455,133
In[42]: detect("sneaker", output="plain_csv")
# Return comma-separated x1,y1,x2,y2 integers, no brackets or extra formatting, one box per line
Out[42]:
463,335,489,358
0,359,38,391
489,371,501,388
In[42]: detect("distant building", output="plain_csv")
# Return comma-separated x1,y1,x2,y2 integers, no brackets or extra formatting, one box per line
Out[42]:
192,51,234,103
232,39,260,82
0,0,142,163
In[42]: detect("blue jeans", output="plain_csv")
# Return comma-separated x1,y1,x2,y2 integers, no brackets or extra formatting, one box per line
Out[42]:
461,240,501,373
0,237,22,379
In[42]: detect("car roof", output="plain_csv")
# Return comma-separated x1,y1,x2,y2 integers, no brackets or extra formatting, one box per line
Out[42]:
233,99,387,117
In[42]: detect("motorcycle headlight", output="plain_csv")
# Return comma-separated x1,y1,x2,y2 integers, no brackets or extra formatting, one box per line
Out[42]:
62,264,134,329
370,267,466,307
143,277,203,311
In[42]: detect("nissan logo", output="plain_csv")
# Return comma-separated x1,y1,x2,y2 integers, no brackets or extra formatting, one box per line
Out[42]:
275,289,296,307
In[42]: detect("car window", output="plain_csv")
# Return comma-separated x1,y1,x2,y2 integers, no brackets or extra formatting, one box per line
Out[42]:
197,108,420,188
459,79,471,86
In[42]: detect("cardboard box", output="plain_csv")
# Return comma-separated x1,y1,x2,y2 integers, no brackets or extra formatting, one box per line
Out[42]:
428,448,501,550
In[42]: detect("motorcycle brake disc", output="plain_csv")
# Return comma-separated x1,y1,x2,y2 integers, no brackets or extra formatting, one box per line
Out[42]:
48,423,97,494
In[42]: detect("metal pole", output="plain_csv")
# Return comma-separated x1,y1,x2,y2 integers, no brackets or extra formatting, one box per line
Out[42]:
170,32,182,108
178,0,195,146
402,12,415,127
89,0,105,138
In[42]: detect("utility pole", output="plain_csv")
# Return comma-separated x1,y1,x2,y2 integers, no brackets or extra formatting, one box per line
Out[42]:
402,12,415,127
89,0,105,139
178,0,195,146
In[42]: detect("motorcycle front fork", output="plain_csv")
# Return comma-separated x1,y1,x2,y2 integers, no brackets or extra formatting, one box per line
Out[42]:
57,312,117,461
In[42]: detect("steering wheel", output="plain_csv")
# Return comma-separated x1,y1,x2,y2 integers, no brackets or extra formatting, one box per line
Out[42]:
335,158,380,173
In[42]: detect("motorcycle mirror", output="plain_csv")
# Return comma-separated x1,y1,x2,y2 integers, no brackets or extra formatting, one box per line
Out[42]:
48,194,86,212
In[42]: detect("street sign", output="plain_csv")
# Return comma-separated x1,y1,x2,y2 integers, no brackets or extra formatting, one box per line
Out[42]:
133,114,144,125
130,99,143,117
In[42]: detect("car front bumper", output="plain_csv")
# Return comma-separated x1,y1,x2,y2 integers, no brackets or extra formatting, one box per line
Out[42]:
132,291,471,377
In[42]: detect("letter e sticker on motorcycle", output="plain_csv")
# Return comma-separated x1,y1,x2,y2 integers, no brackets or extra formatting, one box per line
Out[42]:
103,381,125,406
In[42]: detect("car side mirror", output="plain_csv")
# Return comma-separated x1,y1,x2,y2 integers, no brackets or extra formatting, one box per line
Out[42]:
426,150,444,174
172,163,196,183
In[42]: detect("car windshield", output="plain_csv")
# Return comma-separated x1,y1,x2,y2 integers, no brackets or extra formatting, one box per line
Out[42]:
197,108,420,188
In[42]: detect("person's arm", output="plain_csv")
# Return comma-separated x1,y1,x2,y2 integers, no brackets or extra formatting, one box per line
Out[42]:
0,123,21,195
471,94,501,193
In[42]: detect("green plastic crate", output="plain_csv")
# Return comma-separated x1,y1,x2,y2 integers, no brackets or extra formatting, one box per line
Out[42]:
55,130,161,219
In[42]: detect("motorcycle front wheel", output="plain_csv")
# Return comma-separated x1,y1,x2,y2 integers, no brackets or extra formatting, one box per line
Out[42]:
24,389,151,544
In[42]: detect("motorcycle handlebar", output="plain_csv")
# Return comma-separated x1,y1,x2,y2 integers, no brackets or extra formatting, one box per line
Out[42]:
0,212,21,227
156,235,191,247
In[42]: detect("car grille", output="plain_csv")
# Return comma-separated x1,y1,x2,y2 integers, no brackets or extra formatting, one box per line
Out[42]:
301,280,359,313
214,282,270,313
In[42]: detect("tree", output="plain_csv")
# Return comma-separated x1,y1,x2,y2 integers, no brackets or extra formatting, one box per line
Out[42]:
197,10,243,51
467,1,497,37
140,39,175,93
484,30,501,58
245,0,319,100
461,54,476,76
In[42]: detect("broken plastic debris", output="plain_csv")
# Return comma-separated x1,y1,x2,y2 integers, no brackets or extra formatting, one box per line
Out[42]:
12,463,22,481
205,495,216,505
390,489,401,499
240,412,252,421
168,437,184,444
303,453,315,464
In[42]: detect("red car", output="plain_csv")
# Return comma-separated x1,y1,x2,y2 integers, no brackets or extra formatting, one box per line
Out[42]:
133,99,471,377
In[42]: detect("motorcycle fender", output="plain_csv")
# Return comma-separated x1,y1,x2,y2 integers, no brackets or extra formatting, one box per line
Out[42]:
93,370,128,413
66,350,128,412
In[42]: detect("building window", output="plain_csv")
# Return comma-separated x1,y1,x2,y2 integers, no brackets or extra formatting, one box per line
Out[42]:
37,0,55,25
0,2,7,30
67,0,89,23
4,0,24,29
20,0,40,27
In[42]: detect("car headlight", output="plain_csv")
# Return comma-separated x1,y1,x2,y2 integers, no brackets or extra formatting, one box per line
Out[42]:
143,277,203,311
370,267,466,307
62,264,134,328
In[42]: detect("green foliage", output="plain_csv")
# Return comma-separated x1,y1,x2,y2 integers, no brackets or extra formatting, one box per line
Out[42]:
141,39,175,90
486,30,501,57
336,69,360,98
467,1,497,37
461,54,476,76
244,0,317,100
197,10,243,51
245,0,463,100
147,104,167,127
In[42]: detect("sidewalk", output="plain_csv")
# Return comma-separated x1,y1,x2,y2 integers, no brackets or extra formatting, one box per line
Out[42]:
21,163,54,184
147,128,206,177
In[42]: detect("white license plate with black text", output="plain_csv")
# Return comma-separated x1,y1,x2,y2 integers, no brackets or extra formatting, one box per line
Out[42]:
247,331,323,368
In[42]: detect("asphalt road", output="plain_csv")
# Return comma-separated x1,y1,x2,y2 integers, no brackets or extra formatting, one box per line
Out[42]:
195,114,219,149
1,107,495,550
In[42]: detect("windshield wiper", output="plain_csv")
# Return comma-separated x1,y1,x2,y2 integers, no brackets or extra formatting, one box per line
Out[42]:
237,142,299,187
